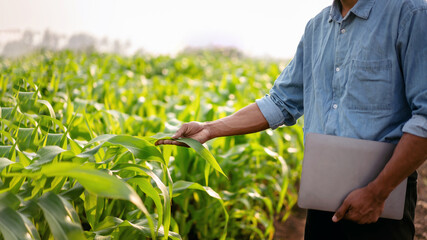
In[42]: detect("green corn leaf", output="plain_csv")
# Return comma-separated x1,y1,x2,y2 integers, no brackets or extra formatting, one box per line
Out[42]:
39,162,156,239
175,138,227,178
67,138,83,155
8,176,26,194
20,211,41,240
173,181,221,200
172,180,228,240
161,145,173,166
113,163,170,238
0,157,14,172
127,176,163,232
0,130,16,145
26,176,46,201
65,94,74,125
77,144,103,159
40,162,141,203
84,191,99,229
0,107,14,121
60,182,85,201
15,128,36,152
204,163,210,186
93,216,122,234
37,100,56,119
37,192,86,240
81,135,164,164
0,206,41,240
151,135,227,179
0,192,20,210
0,146,13,159
45,133,63,147
93,217,181,240
48,176,67,193
16,151,31,167
82,111,95,139
17,92,37,115
106,135,164,163
119,220,182,240
84,134,116,146
145,133,173,144
39,115,67,131
31,146,68,167
143,168,172,240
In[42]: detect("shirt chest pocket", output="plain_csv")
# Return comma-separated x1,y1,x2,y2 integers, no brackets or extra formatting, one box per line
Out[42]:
345,59,393,111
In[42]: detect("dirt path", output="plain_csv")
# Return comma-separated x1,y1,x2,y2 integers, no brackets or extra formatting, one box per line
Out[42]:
274,161,427,240
415,161,427,240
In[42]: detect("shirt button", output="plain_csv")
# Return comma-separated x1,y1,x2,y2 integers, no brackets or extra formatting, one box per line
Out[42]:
333,104,338,109
341,28,346,34
336,67,340,72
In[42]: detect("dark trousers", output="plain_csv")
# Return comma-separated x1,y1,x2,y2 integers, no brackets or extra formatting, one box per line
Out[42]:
304,172,418,240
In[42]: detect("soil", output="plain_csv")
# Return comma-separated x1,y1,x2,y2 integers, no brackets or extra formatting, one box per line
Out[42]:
274,161,427,240
415,161,427,240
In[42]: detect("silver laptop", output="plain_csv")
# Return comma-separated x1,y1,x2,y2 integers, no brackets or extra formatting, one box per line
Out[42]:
297,133,407,220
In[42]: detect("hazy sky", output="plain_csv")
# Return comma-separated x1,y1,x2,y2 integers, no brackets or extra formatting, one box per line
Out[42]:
0,0,332,58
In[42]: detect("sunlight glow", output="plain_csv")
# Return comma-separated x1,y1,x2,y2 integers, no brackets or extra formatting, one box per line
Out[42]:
0,0,332,58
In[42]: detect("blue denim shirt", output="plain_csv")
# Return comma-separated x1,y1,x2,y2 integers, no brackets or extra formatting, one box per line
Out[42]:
256,0,427,143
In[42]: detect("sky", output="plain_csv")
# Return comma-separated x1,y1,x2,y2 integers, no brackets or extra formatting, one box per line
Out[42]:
0,0,332,59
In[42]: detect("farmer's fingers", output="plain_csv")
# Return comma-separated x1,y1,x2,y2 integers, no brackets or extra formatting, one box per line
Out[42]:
333,201,350,222
155,139,189,147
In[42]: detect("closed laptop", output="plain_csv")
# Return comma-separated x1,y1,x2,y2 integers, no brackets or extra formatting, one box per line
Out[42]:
297,133,407,220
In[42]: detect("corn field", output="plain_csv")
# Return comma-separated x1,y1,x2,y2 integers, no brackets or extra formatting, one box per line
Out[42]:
0,49,304,240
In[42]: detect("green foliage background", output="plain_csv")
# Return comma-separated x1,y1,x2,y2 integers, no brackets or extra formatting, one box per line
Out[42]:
0,49,303,240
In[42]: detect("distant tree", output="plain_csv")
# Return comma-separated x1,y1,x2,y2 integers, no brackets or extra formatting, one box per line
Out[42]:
39,30,60,51
1,30,35,57
1,30,132,57
65,33,96,52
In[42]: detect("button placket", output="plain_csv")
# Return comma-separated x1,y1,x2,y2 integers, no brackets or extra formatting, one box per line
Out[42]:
326,22,344,135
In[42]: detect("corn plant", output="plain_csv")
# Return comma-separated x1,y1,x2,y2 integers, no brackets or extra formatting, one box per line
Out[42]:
0,49,304,240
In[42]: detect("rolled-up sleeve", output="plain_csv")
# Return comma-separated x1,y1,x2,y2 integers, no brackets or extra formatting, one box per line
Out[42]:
399,7,427,138
402,115,427,137
256,95,286,129
256,35,305,129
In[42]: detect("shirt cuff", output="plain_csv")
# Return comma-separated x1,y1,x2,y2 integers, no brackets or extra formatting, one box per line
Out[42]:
256,95,285,130
402,115,427,138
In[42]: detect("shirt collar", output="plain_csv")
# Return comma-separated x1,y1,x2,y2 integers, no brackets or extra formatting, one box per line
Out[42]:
328,0,375,22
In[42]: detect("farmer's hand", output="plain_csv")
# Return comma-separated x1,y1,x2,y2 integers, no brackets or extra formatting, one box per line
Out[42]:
332,184,386,224
155,121,212,147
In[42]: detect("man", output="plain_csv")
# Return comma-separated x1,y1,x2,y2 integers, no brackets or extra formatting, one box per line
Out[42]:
156,0,427,239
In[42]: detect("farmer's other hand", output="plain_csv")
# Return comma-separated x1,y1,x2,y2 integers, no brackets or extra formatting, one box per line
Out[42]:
155,121,212,147
332,185,386,224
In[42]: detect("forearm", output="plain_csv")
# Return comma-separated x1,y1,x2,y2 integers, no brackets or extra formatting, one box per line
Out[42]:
205,103,270,139
368,133,427,200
